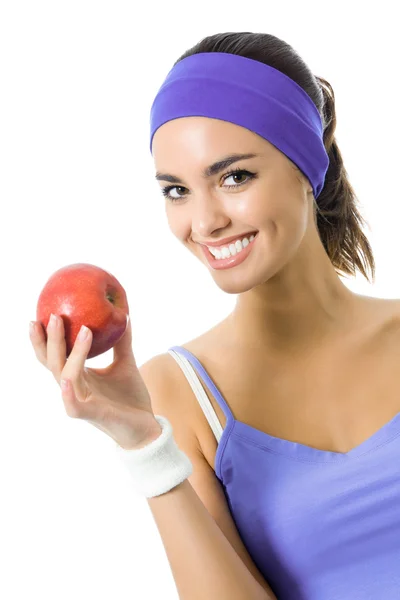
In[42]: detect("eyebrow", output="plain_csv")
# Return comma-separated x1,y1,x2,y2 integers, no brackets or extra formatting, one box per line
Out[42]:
155,153,259,183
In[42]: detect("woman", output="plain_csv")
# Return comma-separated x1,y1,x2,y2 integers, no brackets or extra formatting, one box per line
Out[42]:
30,32,400,599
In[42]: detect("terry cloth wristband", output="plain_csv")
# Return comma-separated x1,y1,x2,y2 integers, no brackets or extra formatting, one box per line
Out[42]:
115,415,194,498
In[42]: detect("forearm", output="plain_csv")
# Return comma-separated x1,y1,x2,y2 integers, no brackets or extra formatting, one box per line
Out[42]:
147,478,275,600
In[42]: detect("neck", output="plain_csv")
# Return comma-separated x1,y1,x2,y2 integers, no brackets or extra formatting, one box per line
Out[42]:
227,233,362,357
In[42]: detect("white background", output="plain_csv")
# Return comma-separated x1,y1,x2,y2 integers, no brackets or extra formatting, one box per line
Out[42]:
1,1,399,598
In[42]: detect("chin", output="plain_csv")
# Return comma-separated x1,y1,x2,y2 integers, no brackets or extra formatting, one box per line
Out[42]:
214,280,258,295
209,268,268,295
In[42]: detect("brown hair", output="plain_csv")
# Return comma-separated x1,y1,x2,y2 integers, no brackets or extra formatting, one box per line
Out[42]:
174,32,375,283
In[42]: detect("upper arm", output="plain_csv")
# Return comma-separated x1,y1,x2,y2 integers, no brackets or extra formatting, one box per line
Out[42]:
138,353,275,598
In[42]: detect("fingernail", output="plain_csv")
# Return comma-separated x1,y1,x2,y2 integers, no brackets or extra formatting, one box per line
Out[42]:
61,379,69,391
77,325,89,341
29,321,35,335
49,313,57,328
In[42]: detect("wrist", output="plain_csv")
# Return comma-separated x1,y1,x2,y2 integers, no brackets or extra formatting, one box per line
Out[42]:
115,415,193,497
120,417,163,451
136,420,163,449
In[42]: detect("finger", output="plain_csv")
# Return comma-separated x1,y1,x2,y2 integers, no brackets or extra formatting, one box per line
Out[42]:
46,314,67,383
61,324,92,401
112,314,135,364
60,377,99,420
60,378,82,418
29,321,48,366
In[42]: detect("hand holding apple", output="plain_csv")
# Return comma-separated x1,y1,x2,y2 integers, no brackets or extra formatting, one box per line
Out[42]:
30,262,162,450
36,263,130,359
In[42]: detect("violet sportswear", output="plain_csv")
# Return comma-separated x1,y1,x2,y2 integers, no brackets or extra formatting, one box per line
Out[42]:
168,345,400,599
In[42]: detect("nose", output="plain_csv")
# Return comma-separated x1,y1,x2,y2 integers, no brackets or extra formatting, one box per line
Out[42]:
191,192,230,240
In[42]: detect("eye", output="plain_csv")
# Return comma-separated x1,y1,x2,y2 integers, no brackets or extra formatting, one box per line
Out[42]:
223,170,251,187
161,168,256,203
161,185,187,202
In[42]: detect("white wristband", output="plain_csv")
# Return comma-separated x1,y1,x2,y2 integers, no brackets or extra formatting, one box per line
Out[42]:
115,415,193,498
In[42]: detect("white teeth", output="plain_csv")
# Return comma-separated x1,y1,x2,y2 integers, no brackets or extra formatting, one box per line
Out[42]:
208,234,256,260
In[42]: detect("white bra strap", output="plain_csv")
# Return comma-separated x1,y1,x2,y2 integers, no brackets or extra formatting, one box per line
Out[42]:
167,349,223,443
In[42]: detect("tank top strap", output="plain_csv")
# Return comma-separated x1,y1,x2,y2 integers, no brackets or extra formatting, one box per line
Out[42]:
167,346,234,437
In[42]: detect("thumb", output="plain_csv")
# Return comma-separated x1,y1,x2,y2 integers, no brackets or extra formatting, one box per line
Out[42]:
112,314,136,364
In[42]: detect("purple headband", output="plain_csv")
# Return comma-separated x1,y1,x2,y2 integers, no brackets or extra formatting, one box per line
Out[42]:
149,52,329,199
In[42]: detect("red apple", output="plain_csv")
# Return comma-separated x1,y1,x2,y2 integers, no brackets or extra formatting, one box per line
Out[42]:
36,263,130,359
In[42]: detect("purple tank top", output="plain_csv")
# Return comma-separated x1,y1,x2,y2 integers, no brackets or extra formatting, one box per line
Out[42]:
169,345,400,599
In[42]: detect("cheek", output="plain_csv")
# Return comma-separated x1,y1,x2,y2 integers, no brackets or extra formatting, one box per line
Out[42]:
274,197,309,254
165,208,191,242
256,191,307,244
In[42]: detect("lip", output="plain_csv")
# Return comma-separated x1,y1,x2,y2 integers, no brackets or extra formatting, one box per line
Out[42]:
200,232,258,270
196,230,258,248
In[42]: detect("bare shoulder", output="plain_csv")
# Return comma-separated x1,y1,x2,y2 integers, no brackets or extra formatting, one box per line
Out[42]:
138,352,177,388
138,352,205,455
353,294,400,336
377,295,400,316
137,319,229,460
373,296,400,333
138,351,190,412
390,297,400,322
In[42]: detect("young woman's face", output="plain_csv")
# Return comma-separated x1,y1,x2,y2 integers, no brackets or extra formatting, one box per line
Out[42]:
152,117,314,294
